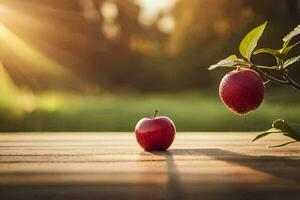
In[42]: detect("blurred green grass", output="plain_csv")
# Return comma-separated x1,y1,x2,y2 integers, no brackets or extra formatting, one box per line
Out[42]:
1,90,300,132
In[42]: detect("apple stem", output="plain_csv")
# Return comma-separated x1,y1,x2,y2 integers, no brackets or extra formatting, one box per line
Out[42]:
154,110,158,118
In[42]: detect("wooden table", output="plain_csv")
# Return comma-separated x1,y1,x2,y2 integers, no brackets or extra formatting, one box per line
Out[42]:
0,132,299,200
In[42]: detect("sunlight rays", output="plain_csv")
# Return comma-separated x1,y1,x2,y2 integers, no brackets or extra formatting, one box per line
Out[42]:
0,1,107,77
0,61,32,116
0,3,69,75
0,2,89,84
0,3,88,45
0,23,67,76
0,4,7,14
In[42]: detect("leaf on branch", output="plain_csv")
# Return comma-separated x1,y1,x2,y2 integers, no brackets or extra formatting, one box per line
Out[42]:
253,119,300,147
283,24,300,45
253,29,300,64
288,123,300,139
254,48,281,57
268,141,298,148
253,48,281,64
272,119,300,141
208,55,247,70
239,21,267,61
252,128,282,142
281,41,300,55
283,55,300,68
272,119,288,130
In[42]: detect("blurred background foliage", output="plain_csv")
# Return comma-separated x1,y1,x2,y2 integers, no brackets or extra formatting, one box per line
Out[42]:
0,0,300,132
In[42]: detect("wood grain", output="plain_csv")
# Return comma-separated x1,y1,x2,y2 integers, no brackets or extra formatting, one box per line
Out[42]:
0,132,300,200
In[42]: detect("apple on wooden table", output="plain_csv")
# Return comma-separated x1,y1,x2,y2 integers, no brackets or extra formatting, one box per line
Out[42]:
135,111,176,151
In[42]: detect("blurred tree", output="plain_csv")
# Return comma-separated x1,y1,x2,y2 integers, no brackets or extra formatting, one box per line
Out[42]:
0,0,299,91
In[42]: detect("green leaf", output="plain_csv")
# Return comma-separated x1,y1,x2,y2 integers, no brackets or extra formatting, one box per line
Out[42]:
281,41,300,55
268,141,298,148
253,48,281,64
283,55,300,68
272,119,288,130
288,123,300,139
252,128,282,142
239,21,267,61
283,24,300,45
253,119,300,147
208,55,246,70
253,48,281,57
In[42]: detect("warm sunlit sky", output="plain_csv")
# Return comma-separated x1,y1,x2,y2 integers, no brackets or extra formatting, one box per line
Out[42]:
135,0,176,26
0,0,178,87
0,0,180,75
0,0,178,70
100,0,177,33
0,0,176,65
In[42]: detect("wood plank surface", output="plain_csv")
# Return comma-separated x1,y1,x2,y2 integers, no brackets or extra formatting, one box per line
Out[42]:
0,132,300,200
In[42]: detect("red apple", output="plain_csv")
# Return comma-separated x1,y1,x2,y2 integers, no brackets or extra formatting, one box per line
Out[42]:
135,111,176,151
219,68,264,114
